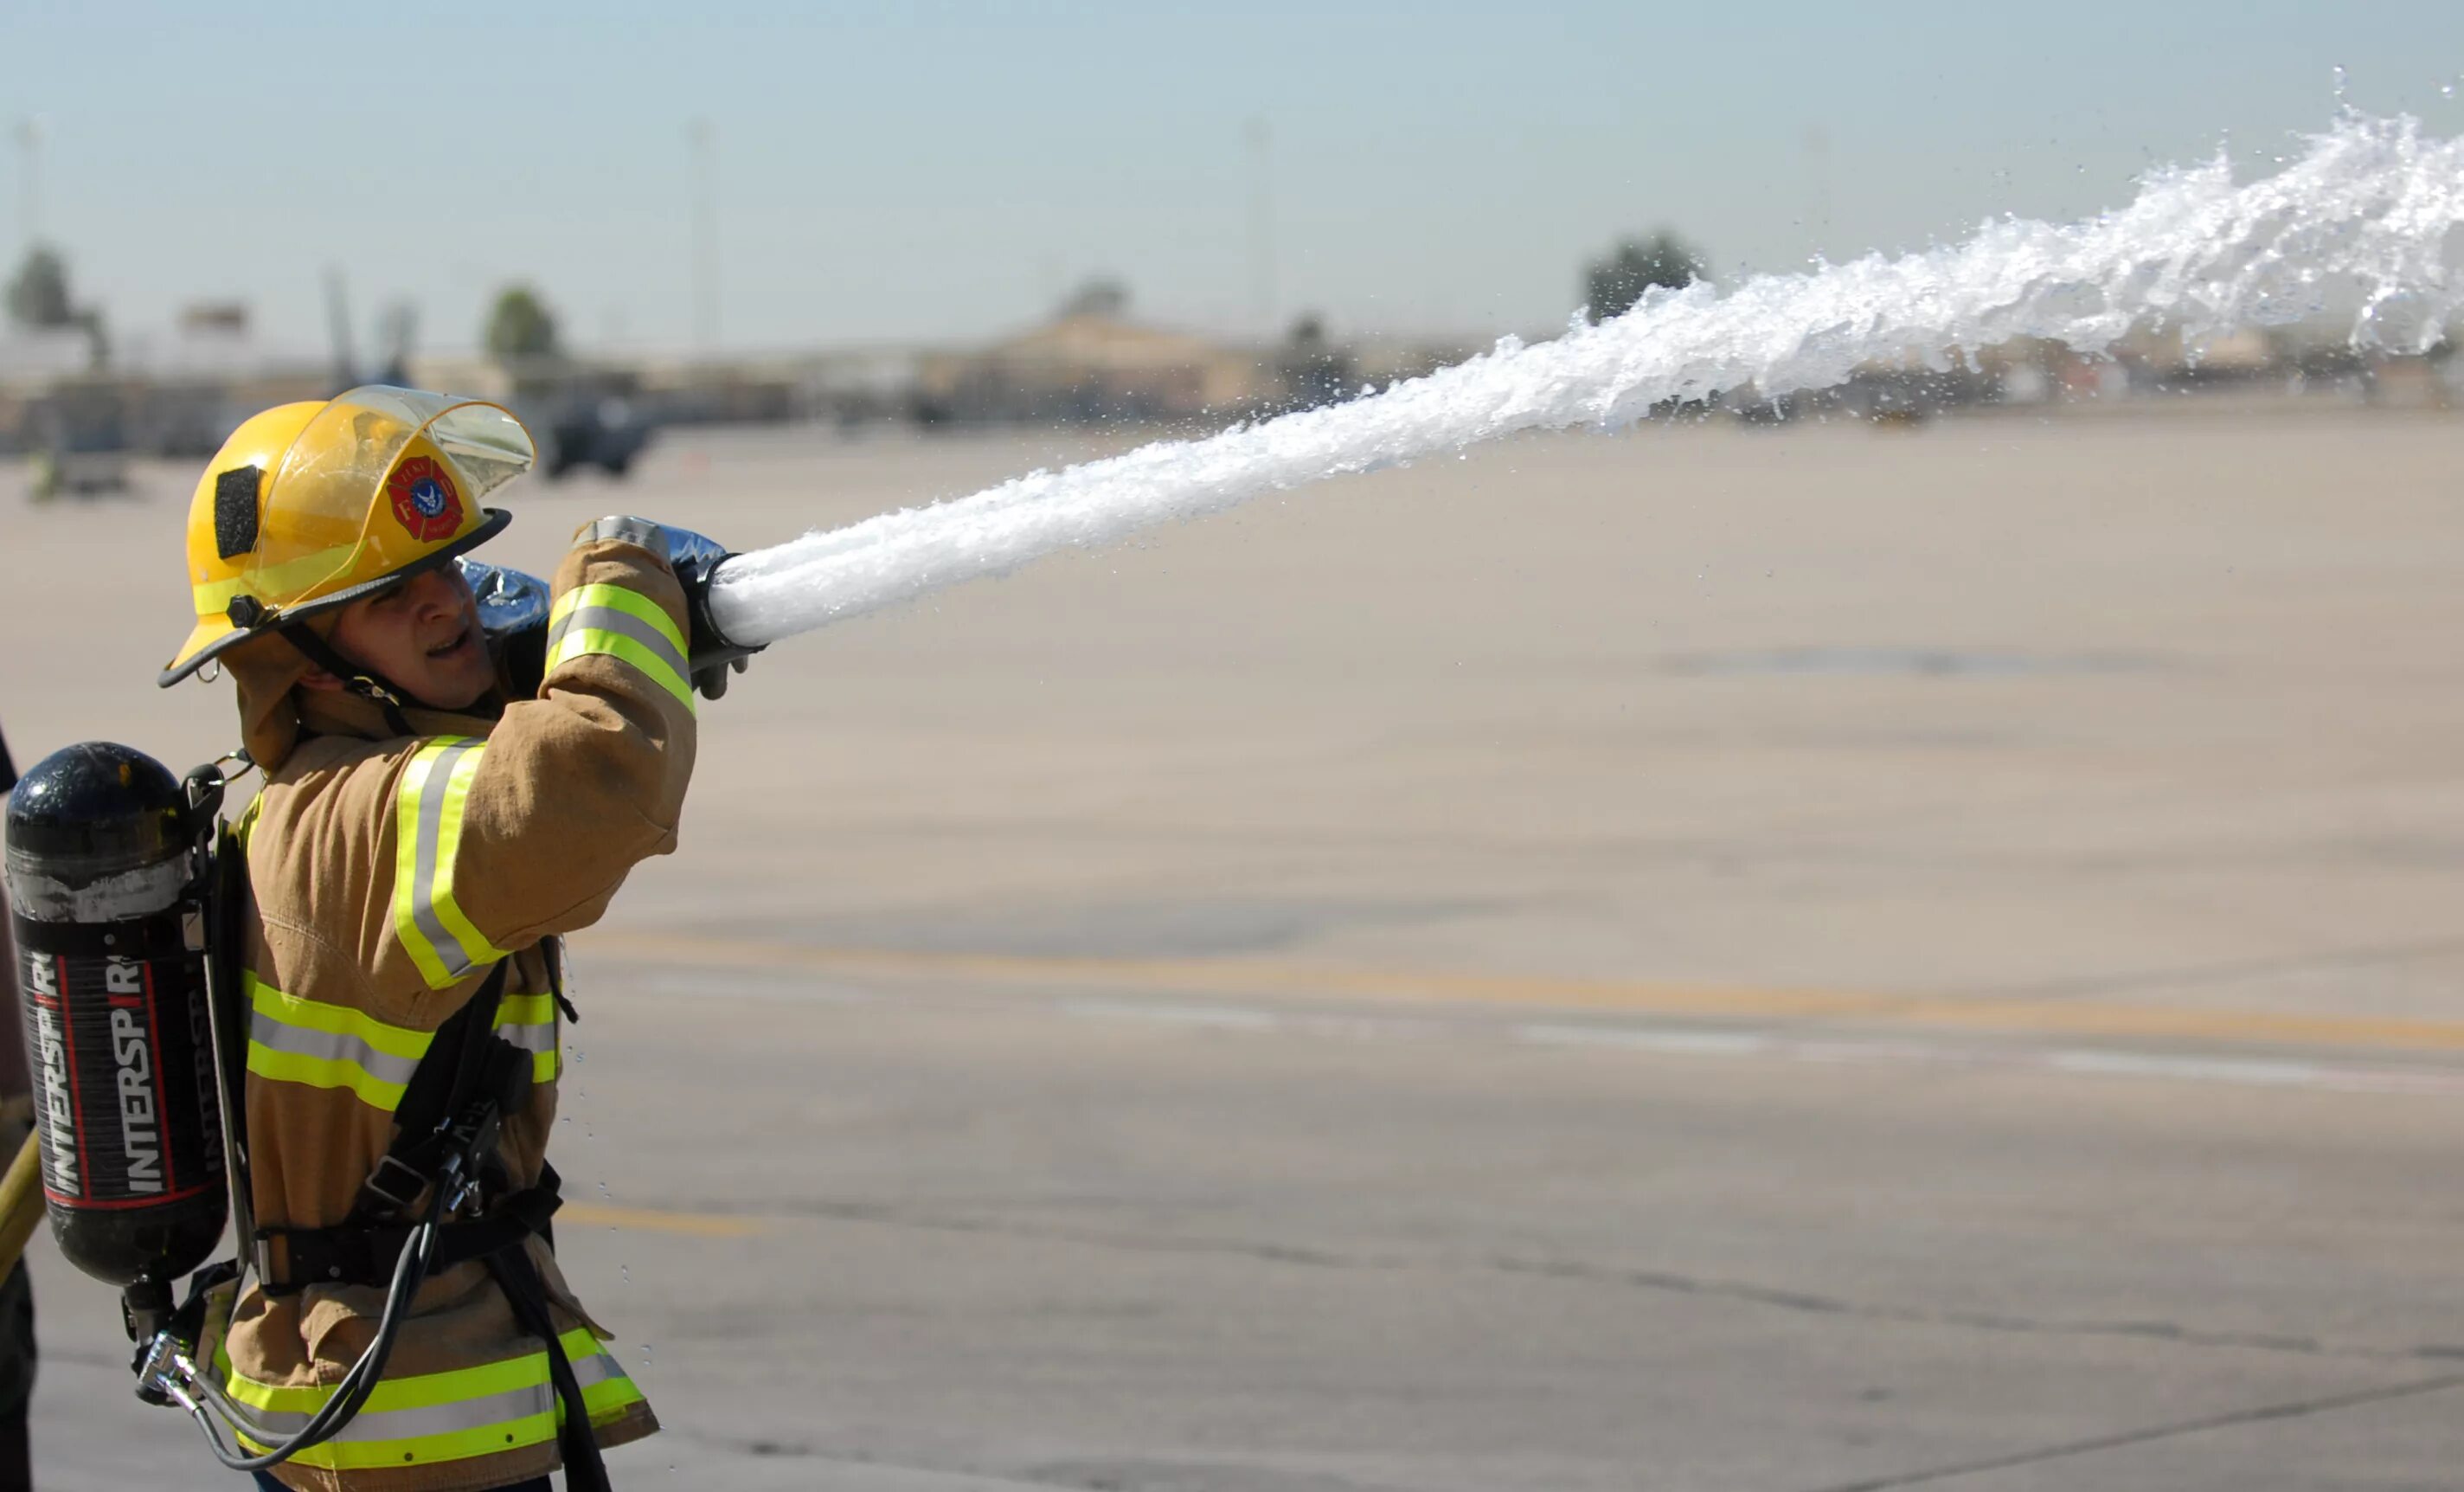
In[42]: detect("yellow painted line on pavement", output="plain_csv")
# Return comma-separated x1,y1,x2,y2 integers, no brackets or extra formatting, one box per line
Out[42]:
559,1201,766,1238
587,932,2464,1057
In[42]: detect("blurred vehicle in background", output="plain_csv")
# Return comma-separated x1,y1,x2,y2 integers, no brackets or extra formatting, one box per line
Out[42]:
132,387,247,459
530,389,654,479
502,364,656,479
22,382,132,501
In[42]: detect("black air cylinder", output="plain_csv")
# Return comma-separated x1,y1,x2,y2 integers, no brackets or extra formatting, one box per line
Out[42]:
5,743,226,1288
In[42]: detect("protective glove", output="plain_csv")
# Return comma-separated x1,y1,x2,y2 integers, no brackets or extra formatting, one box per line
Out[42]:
459,558,551,698
574,517,765,700
660,525,764,700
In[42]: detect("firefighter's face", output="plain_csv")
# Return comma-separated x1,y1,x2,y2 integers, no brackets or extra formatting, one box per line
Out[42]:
321,565,494,710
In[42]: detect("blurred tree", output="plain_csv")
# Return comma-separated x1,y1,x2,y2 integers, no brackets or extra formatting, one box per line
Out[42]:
9,246,110,368
6,246,74,328
1057,278,1129,319
1582,232,1706,322
484,285,561,363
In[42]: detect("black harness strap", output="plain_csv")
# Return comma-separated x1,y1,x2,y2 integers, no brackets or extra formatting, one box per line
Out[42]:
254,961,527,1290
247,951,609,1482
392,961,513,1141
258,1168,564,1290
486,1241,613,1492
364,962,529,1213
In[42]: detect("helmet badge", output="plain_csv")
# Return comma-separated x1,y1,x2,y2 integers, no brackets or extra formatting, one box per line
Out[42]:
387,456,464,543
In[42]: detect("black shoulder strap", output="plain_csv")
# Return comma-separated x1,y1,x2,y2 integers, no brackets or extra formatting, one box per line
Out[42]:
486,1241,612,1492
392,961,513,1142
209,815,256,1176
356,961,520,1219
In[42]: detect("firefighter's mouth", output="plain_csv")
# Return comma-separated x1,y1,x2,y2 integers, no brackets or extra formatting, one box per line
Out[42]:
426,625,476,660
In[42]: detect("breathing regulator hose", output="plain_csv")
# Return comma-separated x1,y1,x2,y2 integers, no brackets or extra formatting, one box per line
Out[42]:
151,1154,458,1471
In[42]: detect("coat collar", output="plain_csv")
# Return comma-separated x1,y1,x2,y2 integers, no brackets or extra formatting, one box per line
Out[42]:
293,688,504,750
224,627,503,775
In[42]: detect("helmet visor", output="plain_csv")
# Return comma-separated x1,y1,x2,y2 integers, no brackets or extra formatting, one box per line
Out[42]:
234,385,532,617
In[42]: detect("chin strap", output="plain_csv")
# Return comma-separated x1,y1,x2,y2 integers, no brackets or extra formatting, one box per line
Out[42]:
279,623,422,737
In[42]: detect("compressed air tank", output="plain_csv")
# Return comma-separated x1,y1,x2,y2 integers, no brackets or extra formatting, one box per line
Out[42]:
4,743,226,1287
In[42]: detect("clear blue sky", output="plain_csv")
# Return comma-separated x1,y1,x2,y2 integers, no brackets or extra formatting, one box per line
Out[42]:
10,1,2464,357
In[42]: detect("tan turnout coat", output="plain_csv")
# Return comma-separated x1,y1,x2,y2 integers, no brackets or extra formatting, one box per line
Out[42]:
214,532,696,1492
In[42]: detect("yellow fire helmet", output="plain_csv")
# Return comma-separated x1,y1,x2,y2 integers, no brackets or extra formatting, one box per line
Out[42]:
161,386,534,687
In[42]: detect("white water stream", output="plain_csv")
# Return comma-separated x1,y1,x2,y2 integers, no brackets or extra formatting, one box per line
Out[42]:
708,113,2464,647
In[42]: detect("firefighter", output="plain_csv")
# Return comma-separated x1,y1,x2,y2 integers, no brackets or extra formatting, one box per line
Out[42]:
158,387,731,1492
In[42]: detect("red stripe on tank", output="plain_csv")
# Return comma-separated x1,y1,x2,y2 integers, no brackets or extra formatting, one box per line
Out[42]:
42,1181,218,1211
55,956,90,1203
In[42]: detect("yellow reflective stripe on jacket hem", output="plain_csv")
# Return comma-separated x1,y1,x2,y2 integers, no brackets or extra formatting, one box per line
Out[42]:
236,1408,558,1470
217,1329,642,1470
582,1368,647,1422
394,737,510,990
243,974,432,1112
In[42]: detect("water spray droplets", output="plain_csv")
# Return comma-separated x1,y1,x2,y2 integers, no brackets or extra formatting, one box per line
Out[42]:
708,113,2464,648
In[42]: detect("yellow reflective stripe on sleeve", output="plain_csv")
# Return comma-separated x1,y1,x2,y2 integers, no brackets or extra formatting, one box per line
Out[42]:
494,993,561,1083
495,993,555,1024
393,737,510,991
243,973,432,1112
233,793,264,849
549,581,689,653
551,628,696,712
545,582,696,712
216,1329,640,1470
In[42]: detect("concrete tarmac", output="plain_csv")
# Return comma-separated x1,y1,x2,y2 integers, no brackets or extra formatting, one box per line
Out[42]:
7,408,2463,1489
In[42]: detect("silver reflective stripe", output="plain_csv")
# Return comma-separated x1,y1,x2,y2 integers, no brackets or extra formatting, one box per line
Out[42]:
545,604,691,679
411,738,486,980
246,1011,423,1090
573,1348,627,1389
230,1379,555,1444
497,1021,555,1055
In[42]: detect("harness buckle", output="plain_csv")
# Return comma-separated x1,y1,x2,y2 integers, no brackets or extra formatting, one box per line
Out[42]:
360,1154,431,1214
251,1231,286,1289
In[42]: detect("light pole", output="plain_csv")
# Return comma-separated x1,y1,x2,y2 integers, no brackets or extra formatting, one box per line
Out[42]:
688,118,718,356
1246,116,1276,338
14,117,42,251
1802,123,1832,264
